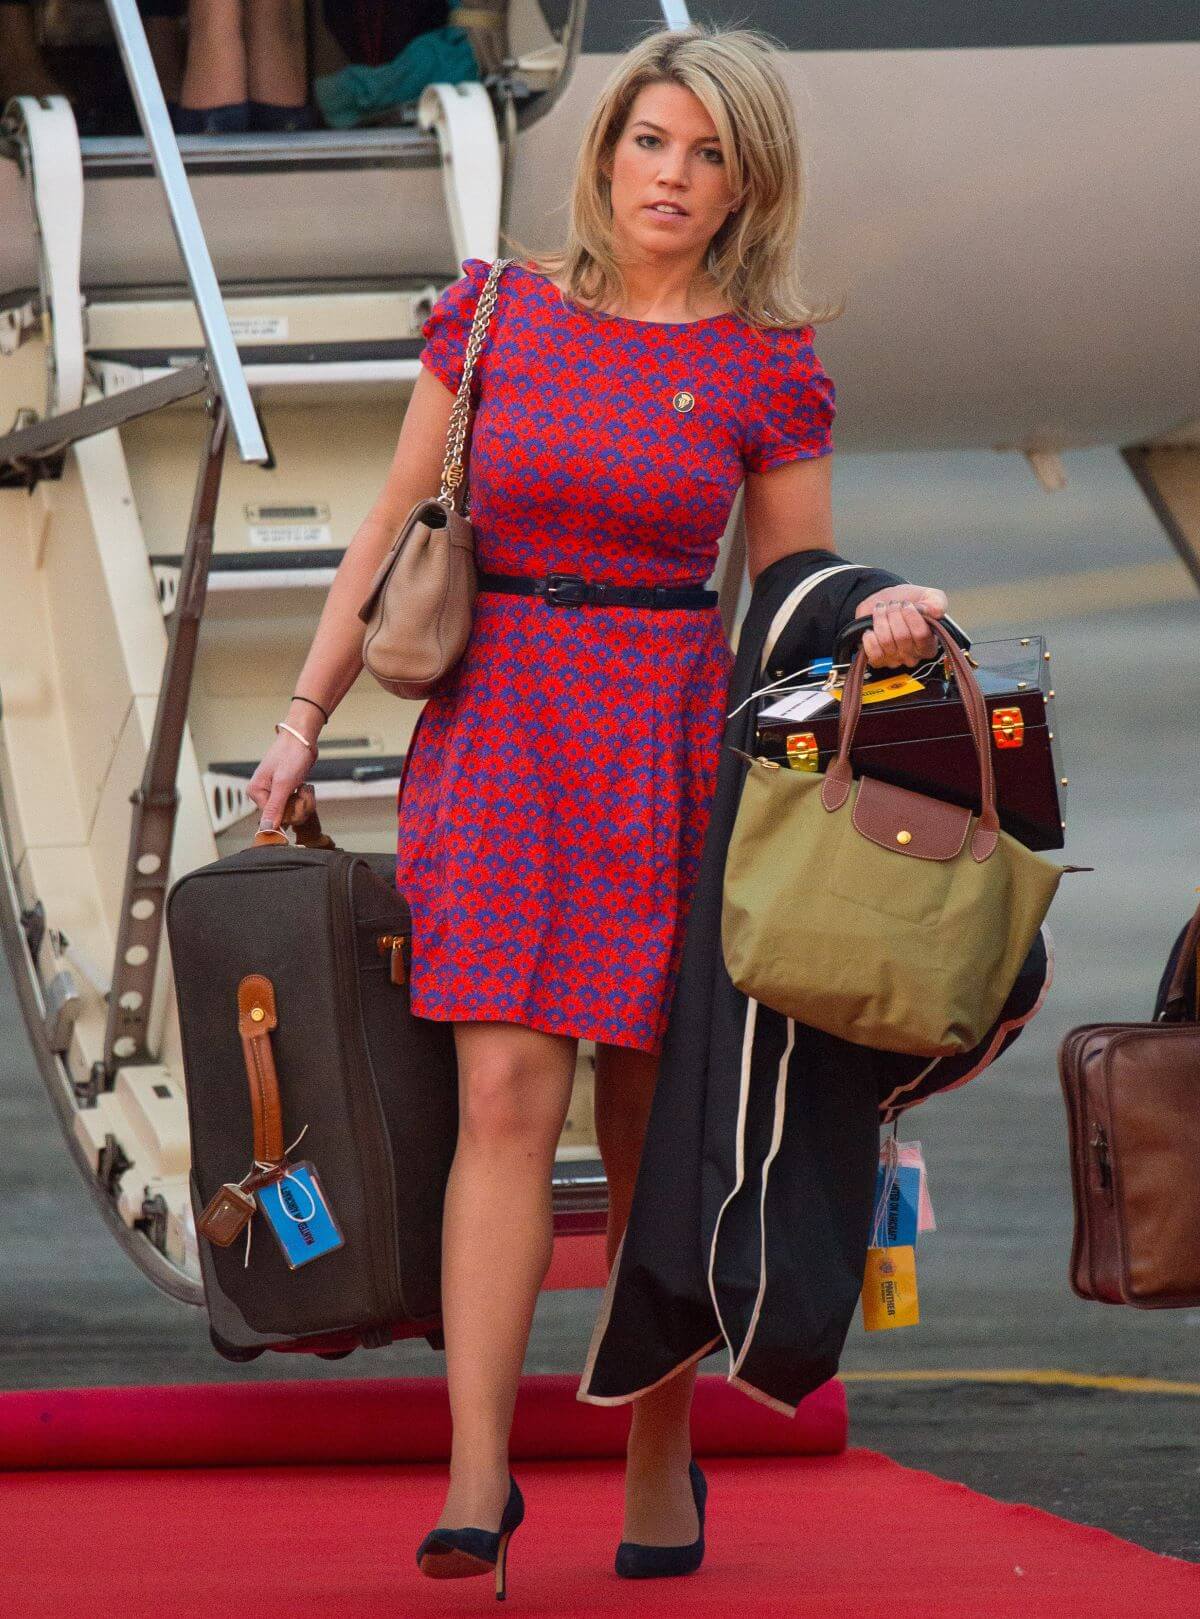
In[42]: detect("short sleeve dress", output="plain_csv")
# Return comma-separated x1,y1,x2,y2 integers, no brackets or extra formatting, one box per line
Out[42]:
395,257,836,1052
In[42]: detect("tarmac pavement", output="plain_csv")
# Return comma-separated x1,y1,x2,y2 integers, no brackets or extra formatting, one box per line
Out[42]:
2,447,1198,1559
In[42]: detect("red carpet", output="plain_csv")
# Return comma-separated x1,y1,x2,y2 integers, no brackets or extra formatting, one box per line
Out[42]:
0,1373,844,1468
543,1231,610,1290
3,1379,1197,1618
7,1452,1197,1617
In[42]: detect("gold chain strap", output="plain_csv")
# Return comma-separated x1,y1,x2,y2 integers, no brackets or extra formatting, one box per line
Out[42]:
438,256,512,511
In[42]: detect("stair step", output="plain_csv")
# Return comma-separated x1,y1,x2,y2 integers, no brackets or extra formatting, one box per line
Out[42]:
93,355,423,398
210,753,405,783
90,338,423,367
204,755,405,834
550,1156,606,1232
79,125,440,179
151,549,346,611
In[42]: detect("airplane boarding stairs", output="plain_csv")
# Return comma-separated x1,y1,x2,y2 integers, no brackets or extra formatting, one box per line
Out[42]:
0,6,618,1320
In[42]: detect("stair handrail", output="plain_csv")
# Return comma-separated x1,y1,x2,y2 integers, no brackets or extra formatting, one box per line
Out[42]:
102,0,267,466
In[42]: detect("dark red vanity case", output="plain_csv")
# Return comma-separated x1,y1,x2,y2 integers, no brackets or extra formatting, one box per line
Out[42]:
755,635,1066,851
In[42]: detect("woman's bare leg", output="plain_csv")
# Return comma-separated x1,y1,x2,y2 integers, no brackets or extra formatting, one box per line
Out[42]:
435,1019,577,1530
243,0,307,106
145,17,186,103
179,0,246,107
0,4,64,99
594,1039,700,1546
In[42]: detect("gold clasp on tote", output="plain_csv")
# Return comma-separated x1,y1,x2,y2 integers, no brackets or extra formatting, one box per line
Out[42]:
727,746,780,770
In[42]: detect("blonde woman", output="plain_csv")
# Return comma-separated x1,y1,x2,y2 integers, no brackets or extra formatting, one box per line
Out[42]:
249,22,949,1599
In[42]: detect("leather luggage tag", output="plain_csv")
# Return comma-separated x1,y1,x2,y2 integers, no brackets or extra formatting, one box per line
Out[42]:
197,1181,257,1247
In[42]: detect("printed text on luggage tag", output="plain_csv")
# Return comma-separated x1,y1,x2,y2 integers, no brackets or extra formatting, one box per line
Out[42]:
256,1161,344,1269
862,1245,920,1330
872,1163,920,1247
862,1134,921,1330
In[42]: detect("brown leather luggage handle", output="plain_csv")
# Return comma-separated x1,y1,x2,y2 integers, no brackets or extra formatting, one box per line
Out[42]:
822,611,1000,861
253,782,338,850
194,973,294,1251
236,973,285,1166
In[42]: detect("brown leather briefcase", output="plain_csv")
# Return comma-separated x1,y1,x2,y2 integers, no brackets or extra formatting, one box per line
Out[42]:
1057,899,1200,1308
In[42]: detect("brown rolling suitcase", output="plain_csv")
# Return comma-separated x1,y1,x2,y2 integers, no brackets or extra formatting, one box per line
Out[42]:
1057,899,1200,1308
166,787,459,1362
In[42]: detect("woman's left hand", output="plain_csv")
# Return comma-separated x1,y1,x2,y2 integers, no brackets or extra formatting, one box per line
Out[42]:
853,584,949,668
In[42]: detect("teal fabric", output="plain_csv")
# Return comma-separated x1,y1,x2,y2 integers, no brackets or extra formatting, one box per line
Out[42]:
314,26,479,130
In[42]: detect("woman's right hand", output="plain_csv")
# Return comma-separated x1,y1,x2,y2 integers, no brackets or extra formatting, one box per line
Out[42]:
246,729,318,833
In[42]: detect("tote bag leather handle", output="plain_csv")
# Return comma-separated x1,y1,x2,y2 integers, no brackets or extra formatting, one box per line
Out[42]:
821,611,1001,861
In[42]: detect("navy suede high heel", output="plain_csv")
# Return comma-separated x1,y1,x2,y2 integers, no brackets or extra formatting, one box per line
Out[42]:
615,1459,707,1579
416,1474,525,1601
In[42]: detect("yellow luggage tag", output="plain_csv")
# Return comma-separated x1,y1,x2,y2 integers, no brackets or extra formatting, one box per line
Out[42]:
862,1245,920,1330
833,673,925,705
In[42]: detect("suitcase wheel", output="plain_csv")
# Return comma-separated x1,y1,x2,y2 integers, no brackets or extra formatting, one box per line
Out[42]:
208,1325,265,1363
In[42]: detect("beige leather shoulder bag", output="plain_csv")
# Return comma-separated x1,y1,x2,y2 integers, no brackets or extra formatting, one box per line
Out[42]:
357,256,512,699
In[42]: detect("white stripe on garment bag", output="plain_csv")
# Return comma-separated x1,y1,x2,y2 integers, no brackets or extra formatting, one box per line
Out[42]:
705,996,758,1360
727,1371,803,1419
730,1015,796,1380
759,564,859,675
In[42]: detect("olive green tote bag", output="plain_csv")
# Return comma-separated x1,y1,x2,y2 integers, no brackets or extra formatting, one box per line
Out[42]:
721,614,1074,1058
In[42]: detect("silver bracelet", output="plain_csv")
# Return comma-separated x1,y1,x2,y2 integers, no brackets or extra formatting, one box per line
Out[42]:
274,720,318,755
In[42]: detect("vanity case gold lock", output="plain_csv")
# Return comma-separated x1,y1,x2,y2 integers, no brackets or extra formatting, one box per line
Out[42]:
992,707,1024,749
785,731,819,773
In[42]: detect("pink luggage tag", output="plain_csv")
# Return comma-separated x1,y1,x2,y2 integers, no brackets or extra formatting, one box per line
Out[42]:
875,1136,935,1234
895,1139,935,1233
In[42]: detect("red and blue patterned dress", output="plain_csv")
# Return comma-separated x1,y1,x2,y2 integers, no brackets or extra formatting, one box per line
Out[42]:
395,257,835,1051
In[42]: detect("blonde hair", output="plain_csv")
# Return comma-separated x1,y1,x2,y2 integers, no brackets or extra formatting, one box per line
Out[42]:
502,22,842,332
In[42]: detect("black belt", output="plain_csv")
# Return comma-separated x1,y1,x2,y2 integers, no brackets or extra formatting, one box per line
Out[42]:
477,570,718,610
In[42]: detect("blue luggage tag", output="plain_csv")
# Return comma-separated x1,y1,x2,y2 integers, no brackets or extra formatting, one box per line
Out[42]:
872,1161,921,1248
256,1161,344,1269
